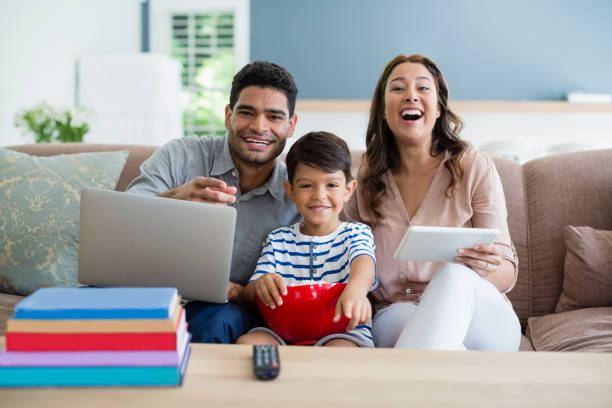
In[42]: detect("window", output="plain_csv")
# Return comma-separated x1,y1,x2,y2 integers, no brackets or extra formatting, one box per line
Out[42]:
149,0,249,137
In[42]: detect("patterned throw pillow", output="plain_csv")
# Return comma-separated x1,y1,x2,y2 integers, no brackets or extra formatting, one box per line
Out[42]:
0,147,129,295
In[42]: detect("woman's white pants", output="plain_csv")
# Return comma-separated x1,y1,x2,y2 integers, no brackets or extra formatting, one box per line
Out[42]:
373,263,521,350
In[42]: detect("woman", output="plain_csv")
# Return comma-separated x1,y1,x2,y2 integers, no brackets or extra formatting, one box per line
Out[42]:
344,54,521,350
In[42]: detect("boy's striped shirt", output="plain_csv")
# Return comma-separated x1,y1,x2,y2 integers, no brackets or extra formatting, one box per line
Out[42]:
251,222,378,288
251,221,378,346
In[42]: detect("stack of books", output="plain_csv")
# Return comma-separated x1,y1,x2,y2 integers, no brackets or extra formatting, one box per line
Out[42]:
0,287,190,387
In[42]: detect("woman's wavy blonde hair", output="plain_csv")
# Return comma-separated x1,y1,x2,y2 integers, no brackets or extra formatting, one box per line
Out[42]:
361,54,468,226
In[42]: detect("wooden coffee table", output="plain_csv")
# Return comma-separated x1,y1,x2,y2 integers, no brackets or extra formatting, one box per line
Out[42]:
1,339,611,407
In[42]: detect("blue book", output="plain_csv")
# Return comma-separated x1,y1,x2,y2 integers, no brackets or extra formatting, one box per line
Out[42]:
13,287,179,320
0,345,191,387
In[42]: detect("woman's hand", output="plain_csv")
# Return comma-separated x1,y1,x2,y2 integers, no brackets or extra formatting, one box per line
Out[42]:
455,243,503,278
254,273,287,309
334,286,372,331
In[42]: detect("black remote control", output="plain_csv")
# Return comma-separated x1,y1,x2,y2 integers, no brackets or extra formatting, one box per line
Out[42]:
253,345,280,380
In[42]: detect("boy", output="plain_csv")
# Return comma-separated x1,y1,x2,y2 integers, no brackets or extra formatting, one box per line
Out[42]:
237,131,378,347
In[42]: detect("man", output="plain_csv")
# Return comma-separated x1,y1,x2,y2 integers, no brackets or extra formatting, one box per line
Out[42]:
126,61,301,343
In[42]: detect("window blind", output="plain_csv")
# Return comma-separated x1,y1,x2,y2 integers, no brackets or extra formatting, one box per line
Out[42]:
171,11,235,137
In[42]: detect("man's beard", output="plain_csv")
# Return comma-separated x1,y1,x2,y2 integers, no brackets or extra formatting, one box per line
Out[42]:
227,128,287,167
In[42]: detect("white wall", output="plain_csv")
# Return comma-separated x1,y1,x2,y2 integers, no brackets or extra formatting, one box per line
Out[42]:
2,0,610,160
293,110,612,163
0,0,141,146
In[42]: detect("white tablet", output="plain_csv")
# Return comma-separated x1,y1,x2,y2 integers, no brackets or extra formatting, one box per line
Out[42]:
393,226,500,263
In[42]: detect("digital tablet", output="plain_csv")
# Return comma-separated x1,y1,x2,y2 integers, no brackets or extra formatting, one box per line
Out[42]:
393,226,500,262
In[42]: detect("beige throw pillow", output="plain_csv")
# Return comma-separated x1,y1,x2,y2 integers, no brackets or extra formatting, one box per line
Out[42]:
555,225,612,313
0,148,129,296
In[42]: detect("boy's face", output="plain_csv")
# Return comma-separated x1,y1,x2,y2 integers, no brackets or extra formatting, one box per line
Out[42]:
283,164,356,236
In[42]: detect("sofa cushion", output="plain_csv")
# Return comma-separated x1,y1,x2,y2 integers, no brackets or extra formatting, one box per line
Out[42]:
523,150,612,318
0,293,23,335
519,334,535,351
6,144,157,192
527,307,612,352
0,147,129,295
492,156,530,329
556,226,612,313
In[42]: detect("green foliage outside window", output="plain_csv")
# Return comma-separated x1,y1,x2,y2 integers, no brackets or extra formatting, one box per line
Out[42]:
172,12,235,138
185,50,234,137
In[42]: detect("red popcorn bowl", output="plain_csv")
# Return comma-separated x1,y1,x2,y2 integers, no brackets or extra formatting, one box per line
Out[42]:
256,282,350,345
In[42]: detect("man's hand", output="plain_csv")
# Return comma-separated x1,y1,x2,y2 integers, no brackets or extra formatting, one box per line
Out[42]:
160,177,237,204
333,285,372,331
227,281,245,304
254,273,287,309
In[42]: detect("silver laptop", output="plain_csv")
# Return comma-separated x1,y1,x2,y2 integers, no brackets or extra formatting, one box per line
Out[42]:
78,188,236,303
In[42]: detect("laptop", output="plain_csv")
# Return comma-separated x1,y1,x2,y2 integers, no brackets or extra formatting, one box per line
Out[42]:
78,188,236,303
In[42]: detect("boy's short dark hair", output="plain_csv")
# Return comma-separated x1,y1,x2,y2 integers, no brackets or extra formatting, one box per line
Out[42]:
285,131,353,183
229,61,298,117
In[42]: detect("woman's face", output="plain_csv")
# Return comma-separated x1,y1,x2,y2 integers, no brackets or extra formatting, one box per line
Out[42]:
383,62,441,147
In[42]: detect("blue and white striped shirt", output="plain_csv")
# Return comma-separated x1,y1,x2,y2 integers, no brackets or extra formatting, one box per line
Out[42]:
250,221,378,346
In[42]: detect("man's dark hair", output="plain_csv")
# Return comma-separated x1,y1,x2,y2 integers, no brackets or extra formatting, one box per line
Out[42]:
229,61,298,117
285,131,353,183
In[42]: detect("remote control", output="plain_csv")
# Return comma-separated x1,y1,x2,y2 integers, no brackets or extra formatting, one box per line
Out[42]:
253,345,280,380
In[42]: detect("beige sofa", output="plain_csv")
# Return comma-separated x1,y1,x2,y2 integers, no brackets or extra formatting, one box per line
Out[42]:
2,143,611,351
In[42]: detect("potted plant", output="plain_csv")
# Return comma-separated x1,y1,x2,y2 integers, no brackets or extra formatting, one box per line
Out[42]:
14,102,93,143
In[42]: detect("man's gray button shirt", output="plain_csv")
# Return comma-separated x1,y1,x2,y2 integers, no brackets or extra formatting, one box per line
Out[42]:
126,136,301,285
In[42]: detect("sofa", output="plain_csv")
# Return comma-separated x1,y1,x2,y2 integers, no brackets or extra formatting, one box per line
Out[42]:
2,143,611,351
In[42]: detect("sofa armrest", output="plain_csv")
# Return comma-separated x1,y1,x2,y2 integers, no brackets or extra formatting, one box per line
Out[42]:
0,293,24,335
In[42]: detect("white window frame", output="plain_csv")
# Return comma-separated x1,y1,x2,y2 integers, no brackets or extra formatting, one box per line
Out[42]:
149,0,249,71
149,0,249,136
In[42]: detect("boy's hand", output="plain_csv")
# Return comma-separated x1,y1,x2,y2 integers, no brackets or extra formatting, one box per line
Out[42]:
334,286,371,331
254,273,287,309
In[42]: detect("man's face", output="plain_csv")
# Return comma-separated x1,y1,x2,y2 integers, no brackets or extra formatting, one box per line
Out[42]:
225,85,297,167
